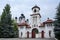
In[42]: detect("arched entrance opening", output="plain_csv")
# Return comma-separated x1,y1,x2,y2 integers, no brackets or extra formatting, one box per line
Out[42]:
27,31,29,38
41,31,44,38
32,28,39,38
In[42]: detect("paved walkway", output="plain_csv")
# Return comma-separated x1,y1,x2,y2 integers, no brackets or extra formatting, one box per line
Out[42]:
0,38,55,40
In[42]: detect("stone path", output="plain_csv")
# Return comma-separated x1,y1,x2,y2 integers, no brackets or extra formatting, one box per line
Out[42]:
0,38,55,40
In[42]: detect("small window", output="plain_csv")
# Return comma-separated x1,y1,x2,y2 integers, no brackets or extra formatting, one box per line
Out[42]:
34,24,35,27
47,24,49,26
33,16,37,25
47,24,52,27
50,24,52,26
49,30,51,37
20,26,24,29
34,9,36,12
21,32,23,37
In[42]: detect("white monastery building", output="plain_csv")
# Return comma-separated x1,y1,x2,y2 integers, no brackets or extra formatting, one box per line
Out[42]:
15,5,55,38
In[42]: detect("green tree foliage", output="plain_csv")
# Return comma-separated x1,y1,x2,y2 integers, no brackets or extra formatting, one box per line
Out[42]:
12,19,18,37
54,3,60,40
0,4,18,38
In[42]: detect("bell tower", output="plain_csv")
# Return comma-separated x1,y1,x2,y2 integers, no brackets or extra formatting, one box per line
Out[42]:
30,5,41,27
32,5,40,14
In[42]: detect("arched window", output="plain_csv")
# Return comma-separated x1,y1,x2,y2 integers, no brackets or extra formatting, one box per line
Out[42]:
49,30,51,37
21,32,23,37
34,9,36,12
33,16,37,26
47,23,52,27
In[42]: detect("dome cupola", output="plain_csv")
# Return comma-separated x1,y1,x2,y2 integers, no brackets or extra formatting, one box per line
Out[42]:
32,5,40,10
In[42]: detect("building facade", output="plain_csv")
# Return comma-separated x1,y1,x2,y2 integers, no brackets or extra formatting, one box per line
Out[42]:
15,5,55,38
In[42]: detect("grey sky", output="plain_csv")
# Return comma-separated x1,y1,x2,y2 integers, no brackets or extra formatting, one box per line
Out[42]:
0,0,60,22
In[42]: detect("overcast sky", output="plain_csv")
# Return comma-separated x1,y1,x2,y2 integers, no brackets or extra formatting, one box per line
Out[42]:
0,0,60,22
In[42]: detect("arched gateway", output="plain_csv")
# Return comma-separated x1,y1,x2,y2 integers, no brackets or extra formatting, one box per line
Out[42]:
32,28,39,38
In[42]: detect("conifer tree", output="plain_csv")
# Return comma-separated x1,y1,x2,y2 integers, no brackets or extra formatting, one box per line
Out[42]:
0,4,18,38
54,3,60,40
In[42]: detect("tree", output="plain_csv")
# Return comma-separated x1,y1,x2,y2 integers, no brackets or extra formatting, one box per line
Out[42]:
12,19,19,37
54,3,60,40
0,4,18,38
